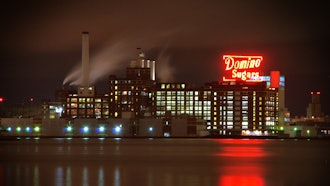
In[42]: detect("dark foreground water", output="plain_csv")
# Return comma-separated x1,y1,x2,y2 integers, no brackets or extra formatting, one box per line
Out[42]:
1,138,330,186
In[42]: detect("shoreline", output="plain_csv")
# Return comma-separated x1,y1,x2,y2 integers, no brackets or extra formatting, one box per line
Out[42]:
1,135,330,141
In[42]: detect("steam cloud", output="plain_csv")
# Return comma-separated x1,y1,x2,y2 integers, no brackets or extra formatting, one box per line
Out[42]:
155,45,176,82
63,31,178,86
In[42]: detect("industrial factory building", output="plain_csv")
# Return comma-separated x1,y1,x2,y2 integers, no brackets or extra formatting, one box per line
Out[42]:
1,32,288,137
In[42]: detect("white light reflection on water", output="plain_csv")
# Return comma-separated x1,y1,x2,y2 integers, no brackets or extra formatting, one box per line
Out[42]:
83,167,88,186
56,167,63,186
66,167,72,186
147,168,153,186
98,166,104,186
33,165,39,186
114,166,120,186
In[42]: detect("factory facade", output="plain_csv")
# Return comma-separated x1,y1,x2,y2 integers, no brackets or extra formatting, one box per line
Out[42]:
60,33,285,137
1,33,288,137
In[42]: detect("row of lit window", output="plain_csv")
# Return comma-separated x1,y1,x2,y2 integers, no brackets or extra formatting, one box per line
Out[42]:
156,100,211,106
67,103,109,109
67,98,108,103
155,110,211,116
156,95,199,101
156,92,256,102
67,109,109,115
160,84,186,89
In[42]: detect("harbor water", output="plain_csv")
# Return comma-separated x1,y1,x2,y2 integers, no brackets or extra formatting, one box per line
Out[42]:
1,138,330,186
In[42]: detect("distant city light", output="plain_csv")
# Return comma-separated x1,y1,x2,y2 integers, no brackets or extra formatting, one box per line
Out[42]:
99,126,105,132
66,126,73,132
55,107,63,114
83,126,89,133
114,125,122,134
34,126,40,132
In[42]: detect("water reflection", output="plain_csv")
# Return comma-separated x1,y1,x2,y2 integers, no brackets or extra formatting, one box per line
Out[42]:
213,139,270,186
98,167,104,186
56,167,63,186
33,165,39,186
15,164,112,186
66,167,71,186
82,167,88,186
114,166,120,186
2,138,329,186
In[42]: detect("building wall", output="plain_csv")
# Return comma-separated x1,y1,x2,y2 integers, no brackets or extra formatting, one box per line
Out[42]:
1,118,36,136
56,52,282,137
208,81,278,136
138,118,162,137
171,118,188,137
283,125,317,138
41,118,67,136
0,118,132,137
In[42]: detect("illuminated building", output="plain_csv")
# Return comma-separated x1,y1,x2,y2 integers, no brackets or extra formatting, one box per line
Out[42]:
62,49,285,136
152,55,282,136
215,55,282,135
155,83,210,136
206,81,278,136
108,49,156,119
41,101,63,119
64,32,110,119
307,91,323,118
64,93,110,119
61,33,285,136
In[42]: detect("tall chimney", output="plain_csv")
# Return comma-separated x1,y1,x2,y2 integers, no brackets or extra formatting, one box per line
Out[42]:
82,32,89,86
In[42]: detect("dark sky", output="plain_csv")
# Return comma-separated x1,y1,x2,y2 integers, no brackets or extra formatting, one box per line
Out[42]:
1,1,329,117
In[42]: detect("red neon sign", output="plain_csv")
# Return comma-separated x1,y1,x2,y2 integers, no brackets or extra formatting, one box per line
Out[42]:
222,55,263,82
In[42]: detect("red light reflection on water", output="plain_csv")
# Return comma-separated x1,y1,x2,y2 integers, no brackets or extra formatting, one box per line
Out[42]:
213,139,269,186
218,164,265,186
213,139,268,158
214,138,265,145
217,145,268,158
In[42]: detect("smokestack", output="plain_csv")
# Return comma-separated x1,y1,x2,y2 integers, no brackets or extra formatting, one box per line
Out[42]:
150,60,155,81
82,32,89,86
77,32,95,97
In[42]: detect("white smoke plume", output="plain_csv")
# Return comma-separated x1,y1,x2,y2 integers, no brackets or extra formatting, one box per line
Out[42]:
63,30,179,86
155,44,176,82
63,40,132,86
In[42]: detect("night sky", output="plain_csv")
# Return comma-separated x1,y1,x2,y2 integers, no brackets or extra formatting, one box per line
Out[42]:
1,1,329,117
